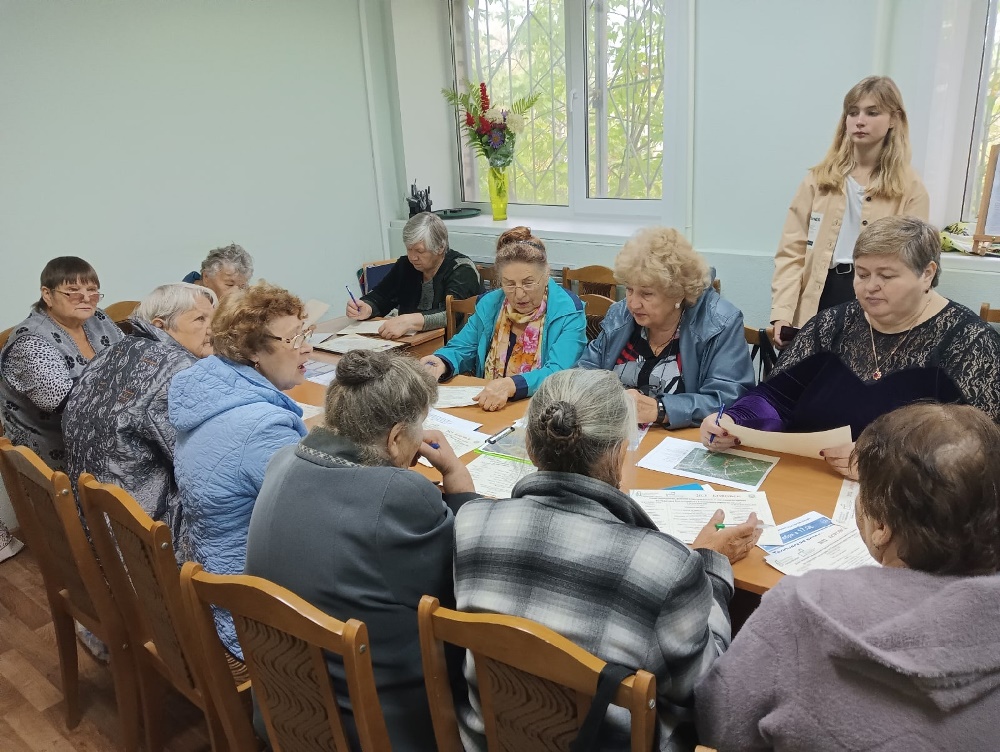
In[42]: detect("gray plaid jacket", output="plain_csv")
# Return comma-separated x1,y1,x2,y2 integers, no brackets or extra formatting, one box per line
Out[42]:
453,471,734,751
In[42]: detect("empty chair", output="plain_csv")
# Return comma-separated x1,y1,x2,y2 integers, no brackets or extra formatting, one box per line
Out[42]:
562,264,618,300
181,563,391,752
579,294,615,342
418,595,657,752
0,439,140,751
445,293,479,344
79,475,253,752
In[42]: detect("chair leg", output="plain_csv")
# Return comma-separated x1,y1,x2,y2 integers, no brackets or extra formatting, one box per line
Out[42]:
50,606,81,729
137,659,168,752
107,643,142,752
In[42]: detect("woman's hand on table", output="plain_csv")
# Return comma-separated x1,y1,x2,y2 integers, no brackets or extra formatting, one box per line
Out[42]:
699,413,740,450
690,510,763,565
346,299,373,320
820,442,858,480
419,355,447,381
379,313,422,340
627,390,660,425
419,430,474,493
475,378,515,412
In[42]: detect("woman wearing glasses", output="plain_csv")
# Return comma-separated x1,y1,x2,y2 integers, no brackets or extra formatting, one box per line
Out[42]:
420,226,587,411
168,281,312,659
0,256,123,469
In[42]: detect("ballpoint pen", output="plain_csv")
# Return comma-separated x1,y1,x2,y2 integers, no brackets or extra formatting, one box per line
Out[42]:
715,522,774,530
485,426,514,444
709,400,725,445
345,285,360,307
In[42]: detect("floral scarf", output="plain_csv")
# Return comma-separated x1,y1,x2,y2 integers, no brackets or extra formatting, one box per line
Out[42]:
483,292,548,379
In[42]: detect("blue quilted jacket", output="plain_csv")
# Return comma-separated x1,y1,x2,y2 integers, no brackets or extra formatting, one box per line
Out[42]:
168,355,307,657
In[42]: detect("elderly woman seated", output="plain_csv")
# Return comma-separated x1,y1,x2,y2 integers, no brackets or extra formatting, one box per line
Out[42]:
453,369,762,750
246,350,478,750
183,242,253,300
421,227,587,411
0,256,123,469
63,282,216,556
347,211,481,339
696,402,1000,750
579,227,754,428
702,216,1000,478
169,281,311,658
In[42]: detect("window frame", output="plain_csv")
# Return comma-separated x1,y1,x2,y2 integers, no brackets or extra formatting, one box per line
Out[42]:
447,0,692,225
961,0,1000,222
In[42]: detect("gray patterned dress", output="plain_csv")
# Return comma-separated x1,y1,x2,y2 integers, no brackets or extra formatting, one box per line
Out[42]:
0,308,124,470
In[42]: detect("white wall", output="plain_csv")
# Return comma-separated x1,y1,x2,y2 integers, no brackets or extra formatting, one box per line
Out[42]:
0,0,405,527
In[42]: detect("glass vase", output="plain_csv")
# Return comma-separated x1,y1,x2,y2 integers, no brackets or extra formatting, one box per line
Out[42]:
487,165,509,221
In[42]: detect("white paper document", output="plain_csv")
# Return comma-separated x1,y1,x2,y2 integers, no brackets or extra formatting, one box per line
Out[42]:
465,453,537,498
314,335,405,354
759,511,836,553
424,409,482,433
719,415,852,459
636,436,778,491
418,413,488,467
433,386,483,409
294,402,324,421
831,479,860,526
337,320,396,336
764,522,878,577
629,490,782,546
303,360,337,386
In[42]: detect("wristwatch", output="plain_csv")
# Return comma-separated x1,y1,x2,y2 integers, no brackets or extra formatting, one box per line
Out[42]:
655,398,667,425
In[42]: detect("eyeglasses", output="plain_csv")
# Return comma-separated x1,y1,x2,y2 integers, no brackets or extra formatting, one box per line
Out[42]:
500,280,540,294
266,324,316,351
53,289,104,303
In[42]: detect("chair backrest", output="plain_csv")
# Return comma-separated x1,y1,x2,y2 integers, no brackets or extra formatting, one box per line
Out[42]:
0,325,12,352
744,326,777,383
0,441,119,636
78,475,208,704
418,595,657,752
181,563,391,752
104,300,140,322
579,294,615,342
711,278,721,295
980,302,1000,324
357,259,395,295
476,262,498,293
562,265,618,300
445,294,479,344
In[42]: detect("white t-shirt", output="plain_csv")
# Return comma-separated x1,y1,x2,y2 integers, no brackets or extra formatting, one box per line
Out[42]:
831,176,866,266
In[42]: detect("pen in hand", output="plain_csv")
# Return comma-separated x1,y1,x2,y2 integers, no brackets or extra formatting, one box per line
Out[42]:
709,401,725,445
345,285,360,308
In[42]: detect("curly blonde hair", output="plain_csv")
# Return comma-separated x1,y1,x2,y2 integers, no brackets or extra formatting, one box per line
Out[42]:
211,281,305,364
614,227,709,305
812,76,912,200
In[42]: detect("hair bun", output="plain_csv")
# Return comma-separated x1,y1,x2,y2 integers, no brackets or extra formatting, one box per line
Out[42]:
336,350,391,385
540,401,582,443
497,225,535,248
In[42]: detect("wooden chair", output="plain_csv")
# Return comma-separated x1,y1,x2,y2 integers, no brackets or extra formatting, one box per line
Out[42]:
744,326,778,383
476,262,498,293
104,300,139,322
695,747,718,752
0,440,141,751
445,293,479,344
78,475,254,752
418,595,657,752
980,302,1000,324
580,294,615,342
0,325,12,351
711,278,721,295
181,563,391,752
562,265,618,300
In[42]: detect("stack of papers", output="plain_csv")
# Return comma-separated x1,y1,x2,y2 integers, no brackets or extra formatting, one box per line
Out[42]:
465,453,537,498
418,410,487,467
636,436,778,491
760,511,878,576
433,386,483,409
629,490,782,546
314,335,405,354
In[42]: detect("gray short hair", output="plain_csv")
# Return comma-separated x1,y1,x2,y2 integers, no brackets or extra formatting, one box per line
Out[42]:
134,283,217,329
402,212,449,255
526,369,636,486
201,243,254,279
324,350,438,465
853,216,942,287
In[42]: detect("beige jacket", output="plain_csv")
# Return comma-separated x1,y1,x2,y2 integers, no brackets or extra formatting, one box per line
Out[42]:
770,169,929,327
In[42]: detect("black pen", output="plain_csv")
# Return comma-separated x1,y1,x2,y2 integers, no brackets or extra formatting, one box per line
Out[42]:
485,426,514,444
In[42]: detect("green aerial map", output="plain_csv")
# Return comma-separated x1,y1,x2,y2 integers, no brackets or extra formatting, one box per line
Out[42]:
675,448,773,487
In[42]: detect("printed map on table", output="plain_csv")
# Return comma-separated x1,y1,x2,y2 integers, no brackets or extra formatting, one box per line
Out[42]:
675,448,774,489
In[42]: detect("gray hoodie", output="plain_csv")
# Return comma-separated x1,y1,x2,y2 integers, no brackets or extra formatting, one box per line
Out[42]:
695,566,1000,751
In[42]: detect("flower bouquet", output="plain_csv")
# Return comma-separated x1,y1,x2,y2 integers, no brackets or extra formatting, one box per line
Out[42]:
442,81,540,220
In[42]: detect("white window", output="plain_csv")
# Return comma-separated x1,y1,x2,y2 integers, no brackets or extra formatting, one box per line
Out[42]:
964,0,1000,220
449,0,674,214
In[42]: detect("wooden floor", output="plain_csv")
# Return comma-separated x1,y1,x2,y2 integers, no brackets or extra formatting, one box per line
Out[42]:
0,544,211,751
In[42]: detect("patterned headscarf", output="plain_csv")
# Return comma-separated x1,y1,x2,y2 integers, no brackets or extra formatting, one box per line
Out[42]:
483,290,548,380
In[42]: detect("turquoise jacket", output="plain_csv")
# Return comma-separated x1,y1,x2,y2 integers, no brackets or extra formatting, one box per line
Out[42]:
433,278,586,400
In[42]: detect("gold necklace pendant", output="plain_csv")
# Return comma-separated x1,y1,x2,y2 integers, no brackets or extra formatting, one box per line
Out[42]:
872,369,882,381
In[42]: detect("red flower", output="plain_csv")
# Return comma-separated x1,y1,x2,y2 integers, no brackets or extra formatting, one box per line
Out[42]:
478,116,491,134
479,82,490,112
465,111,475,127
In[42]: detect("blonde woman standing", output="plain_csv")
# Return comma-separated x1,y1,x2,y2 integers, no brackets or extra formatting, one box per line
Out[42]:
771,76,929,345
